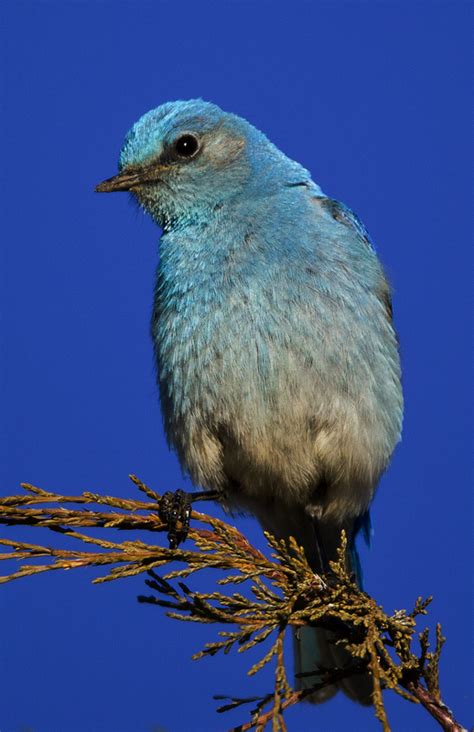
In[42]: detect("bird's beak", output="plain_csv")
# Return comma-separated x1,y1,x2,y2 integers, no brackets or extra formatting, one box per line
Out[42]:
95,164,169,193
95,171,143,192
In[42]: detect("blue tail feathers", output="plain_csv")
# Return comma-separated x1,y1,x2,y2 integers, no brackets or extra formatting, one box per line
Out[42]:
350,510,373,588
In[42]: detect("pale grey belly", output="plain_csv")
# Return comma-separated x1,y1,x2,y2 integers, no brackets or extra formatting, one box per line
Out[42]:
176,378,401,524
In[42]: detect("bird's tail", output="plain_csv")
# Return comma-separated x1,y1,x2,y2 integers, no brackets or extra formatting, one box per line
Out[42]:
257,505,373,704
293,519,373,705
292,547,373,704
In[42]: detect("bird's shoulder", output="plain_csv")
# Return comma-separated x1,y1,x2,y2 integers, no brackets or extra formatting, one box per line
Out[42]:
312,195,374,251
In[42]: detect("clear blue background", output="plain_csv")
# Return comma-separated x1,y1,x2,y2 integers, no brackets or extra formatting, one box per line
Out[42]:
1,2,472,731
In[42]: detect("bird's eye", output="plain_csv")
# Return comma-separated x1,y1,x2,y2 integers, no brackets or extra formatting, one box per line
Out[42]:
174,134,200,158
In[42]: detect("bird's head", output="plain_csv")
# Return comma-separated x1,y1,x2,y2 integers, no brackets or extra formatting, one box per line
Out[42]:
96,99,311,228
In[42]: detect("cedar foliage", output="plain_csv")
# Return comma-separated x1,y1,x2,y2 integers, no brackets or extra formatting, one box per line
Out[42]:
0,476,466,732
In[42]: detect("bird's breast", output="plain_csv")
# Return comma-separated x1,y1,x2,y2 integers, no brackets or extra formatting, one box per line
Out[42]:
151,224,402,511
154,276,275,422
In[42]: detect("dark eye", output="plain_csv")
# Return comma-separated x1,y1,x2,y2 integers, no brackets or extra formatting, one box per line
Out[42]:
174,134,200,158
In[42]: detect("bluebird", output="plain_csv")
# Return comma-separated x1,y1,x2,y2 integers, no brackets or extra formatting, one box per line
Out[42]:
96,99,403,704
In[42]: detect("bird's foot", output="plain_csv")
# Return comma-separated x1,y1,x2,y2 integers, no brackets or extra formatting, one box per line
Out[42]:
159,490,192,549
159,489,220,549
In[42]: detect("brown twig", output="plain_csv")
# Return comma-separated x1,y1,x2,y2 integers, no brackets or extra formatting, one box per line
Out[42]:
407,682,467,732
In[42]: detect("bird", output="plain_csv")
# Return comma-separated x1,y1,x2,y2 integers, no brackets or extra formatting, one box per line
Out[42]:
96,99,403,705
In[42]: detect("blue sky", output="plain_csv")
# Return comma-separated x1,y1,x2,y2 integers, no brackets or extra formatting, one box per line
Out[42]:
1,2,472,731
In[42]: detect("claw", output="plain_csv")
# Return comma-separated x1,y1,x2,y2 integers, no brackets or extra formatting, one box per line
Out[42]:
158,489,220,549
159,490,192,548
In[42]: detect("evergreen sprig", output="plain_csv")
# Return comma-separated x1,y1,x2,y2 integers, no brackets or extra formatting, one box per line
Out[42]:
0,477,466,732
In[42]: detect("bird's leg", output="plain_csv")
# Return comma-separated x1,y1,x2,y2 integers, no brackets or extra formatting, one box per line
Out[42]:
189,489,221,504
312,522,329,574
159,489,220,549
306,503,333,579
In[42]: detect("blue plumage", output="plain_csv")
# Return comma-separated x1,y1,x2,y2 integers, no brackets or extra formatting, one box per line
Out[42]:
97,99,403,705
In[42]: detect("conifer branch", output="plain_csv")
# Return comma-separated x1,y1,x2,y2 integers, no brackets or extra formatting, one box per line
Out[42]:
0,477,467,732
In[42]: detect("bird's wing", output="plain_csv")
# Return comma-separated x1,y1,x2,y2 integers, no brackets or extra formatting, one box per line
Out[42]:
317,197,393,322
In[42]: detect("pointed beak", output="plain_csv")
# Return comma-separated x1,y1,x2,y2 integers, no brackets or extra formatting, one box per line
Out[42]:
95,164,170,193
95,171,143,192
